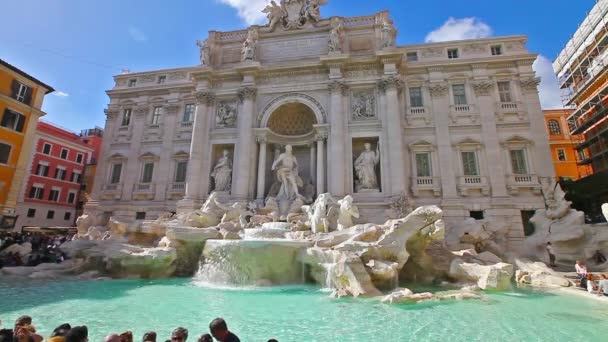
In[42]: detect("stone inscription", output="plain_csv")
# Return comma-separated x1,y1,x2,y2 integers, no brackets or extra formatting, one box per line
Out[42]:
259,35,328,61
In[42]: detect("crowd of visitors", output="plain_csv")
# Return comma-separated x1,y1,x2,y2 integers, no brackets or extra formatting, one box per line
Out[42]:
0,316,282,342
574,260,608,297
0,232,70,269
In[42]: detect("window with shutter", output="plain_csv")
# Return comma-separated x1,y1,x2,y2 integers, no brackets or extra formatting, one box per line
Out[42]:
141,162,154,183
1,109,25,132
415,153,432,177
510,149,528,174
461,151,479,176
0,143,11,164
175,161,188,182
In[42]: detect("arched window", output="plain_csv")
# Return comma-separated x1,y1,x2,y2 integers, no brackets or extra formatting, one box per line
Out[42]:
548,120,561,135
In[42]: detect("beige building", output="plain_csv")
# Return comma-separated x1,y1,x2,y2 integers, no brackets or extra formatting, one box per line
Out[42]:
91,6,554,247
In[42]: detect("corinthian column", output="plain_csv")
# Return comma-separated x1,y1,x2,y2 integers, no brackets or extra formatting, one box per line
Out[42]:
327,80,348,197
378,76,406,196
184,90,214,201
232,86,257,200
256,136,268,200
316,133,327,195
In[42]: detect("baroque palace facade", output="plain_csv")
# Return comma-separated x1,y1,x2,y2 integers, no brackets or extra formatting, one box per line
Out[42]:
91,5,554,245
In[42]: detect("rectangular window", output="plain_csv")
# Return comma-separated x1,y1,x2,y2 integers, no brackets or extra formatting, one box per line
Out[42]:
76,153,84,164
27,209,36,218
409,87,424,108
136,212,146,220
64,212,72,221
510,149,528,175
557,149,566,161
491,45,503,56
35,163,49,177
141,162,154,183
121,109,132,126
158,75,166,84
67,192,76,204
577,149,587,161
175,161,188,183
415,153,432,177
29,186,44,200
60,148,68,160
183,104,195,122
0,143,11,164
447,48,459,59
1,109,26,132
128,79,137,87
461,151,479,176
12,81,32,104
47,210,55,219
42,143,52,155
110,163,122,184
71,171,81,183
151,106,162,125
497,81,513,103
452,84,467,105
406,52,418,62
470,211,485,220
48,189,60,202
55,168,66,181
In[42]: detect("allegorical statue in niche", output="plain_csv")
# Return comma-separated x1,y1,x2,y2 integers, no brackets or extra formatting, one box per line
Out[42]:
216,102,237,128
262,1,286,32
242,29,257,62
271,145,303,200
328,20,343,53
196,39,211,66
354,143,380,192
381,18,396,49
211,149,232,192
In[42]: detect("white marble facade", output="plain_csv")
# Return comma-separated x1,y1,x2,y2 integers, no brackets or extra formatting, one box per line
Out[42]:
91,7,554,247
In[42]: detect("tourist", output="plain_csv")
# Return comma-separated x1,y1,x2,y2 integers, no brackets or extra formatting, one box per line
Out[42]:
196,335,212,342
0,329,13,342
104,334,121,342
575,260,588,288
65,326,88,342
13,316,42,342
209,318,240,342
13,326,34,342
593,250,607,264
546,242,557,267
171,328,188,342
142,332,157,342
120,331,133,342
586,274,598,294
267,340,279,342
48,324,72,342
598,274,608,297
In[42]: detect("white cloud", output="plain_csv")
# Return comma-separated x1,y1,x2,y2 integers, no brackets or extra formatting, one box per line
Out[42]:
425,17,493,43
53,91,69,97
217,0,268,25
128,27,148,42
533,55,564,110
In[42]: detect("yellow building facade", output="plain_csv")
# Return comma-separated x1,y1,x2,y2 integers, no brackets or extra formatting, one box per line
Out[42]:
0,59,53,228
543,109,591,181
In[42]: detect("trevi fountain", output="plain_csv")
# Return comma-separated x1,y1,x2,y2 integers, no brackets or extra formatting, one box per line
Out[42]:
2,1,608,341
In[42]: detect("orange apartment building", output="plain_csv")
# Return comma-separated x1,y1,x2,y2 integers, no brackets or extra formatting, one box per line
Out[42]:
0,59,54,229
544,109,591,181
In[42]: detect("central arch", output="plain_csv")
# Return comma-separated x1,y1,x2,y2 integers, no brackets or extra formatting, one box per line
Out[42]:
258,92,326,129
267,102,317,136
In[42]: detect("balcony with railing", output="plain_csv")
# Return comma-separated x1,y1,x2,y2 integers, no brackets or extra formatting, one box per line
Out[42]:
133,183,156,200
506,174,541,195
411,176,441,197
449,104,478,124
457,176,490,196
101,183,123,200
405,106,432,126
167,182,186,199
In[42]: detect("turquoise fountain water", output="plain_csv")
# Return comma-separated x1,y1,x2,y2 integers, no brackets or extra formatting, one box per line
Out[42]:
1,278,607,341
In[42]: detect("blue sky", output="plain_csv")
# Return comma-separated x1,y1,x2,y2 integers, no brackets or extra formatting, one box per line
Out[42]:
0,0,596,132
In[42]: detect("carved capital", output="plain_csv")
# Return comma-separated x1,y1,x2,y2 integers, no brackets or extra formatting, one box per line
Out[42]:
163,103,181,115
377,76,403,93
104,109,120,120
194,90,215,105
328,80,349,96
238,87,257,103
519,77,541,94
428,83,448,98
315,132,329,141
472,81,494,96
256,135,268,144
